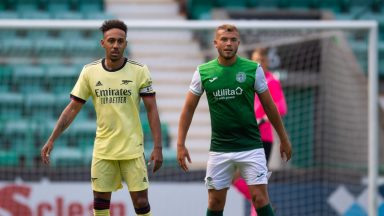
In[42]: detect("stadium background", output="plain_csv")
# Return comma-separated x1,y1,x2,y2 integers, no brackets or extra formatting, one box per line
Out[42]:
0,0,383,215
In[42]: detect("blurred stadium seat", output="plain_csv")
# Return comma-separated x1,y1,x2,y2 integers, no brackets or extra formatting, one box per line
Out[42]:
12,65,46,93
0,93,23,121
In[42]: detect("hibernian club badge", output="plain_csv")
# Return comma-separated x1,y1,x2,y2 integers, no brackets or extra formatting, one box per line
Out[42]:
236,72,246,83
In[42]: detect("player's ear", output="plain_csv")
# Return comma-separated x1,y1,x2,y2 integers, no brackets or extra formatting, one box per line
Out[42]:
100,39,105,48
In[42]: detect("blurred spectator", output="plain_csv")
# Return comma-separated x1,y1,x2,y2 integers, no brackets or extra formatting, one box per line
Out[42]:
232,47,288,216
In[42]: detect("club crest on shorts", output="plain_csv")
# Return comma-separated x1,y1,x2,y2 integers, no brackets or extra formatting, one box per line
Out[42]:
236,72,246,83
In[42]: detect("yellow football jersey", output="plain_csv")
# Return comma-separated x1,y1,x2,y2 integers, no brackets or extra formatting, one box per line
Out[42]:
71,58,155,160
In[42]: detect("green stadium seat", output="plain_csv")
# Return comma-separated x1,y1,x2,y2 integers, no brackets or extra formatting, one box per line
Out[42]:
142,122,152,150
3,120,38,167
0,65,13,92
142,122,171,149
48,119,95,167
50,146,84,167
378,42,384,77
84,12,115,20
58,30,85,39
52,11,83,19
47,2,70,13
248,0,279,8
78,2,102,13
20,11,51,19
0,11,19,19
0,2,5,11
33,97,57,121
26,30,51,39
1,38,34,56
37,57,67,66
12,65,46,93
215,0,247,9
24,92,56,121
69,57,98,67
65,38,102,56
0,93,23,121
187,0,214,19
0,151,19,166
88,30,103,40
2,0,15,10
46,65,79,93
0,30,17,39
34,38,65,56
39,119,70,148
15,4,39,12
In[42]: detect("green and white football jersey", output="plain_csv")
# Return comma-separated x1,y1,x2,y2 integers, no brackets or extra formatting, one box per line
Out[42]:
190,56,267,152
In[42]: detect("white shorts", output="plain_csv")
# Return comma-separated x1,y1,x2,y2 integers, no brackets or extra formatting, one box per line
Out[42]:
205,148,268,190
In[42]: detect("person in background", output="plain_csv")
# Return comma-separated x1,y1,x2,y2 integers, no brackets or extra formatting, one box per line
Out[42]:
232,47,288,216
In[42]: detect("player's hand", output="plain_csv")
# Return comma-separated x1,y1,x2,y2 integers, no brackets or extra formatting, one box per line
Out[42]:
41,141,54,164
177,145,191,172
149,147,163,173
280,139,292,162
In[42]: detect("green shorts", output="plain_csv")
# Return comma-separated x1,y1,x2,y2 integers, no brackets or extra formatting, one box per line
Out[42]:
91,155,149,192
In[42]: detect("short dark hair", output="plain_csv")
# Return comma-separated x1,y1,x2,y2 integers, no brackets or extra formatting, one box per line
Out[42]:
99,19,127,34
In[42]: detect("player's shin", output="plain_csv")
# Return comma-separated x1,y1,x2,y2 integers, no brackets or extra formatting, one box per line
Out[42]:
93,198,111,216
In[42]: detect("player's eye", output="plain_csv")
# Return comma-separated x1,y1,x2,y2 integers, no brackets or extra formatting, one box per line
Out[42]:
107,38,115,44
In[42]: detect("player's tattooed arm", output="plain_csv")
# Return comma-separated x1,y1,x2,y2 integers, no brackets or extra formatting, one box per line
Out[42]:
41,100,83,164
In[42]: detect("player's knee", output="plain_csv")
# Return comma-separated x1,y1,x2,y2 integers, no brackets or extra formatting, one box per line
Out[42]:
134,204,151,215
208,196,225,210
94,198,111,210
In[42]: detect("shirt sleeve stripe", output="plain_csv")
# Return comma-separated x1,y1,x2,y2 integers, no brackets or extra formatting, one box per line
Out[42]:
70,94,86,104
140,92,156,97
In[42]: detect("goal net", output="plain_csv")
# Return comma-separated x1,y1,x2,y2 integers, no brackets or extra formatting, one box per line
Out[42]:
0,20,380,216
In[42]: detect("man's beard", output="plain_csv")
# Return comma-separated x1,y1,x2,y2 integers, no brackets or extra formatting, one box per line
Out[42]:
219,48,237,59
110,54,121,62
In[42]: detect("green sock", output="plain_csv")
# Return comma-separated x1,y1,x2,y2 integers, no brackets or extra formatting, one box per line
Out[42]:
206,209,223,216
256,203,275,216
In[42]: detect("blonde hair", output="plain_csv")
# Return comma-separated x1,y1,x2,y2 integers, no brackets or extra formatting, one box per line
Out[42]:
215,24,239,38
216,24,239,33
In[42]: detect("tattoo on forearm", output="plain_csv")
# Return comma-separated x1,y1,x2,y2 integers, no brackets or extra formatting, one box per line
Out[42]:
57,108,74,133
58,115,70,132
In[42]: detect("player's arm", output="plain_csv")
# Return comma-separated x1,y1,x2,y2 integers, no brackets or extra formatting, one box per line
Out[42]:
258,90,292,161
41,99,83,164
177,91,201,172
142,95,163,173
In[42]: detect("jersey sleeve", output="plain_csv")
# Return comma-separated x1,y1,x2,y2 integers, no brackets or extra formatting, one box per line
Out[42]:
139,65,156,96
254,65,268,94
71,67,91,102
189,69,204,96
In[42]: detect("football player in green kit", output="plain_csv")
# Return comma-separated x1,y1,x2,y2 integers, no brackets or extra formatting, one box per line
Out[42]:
177,24,292,216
